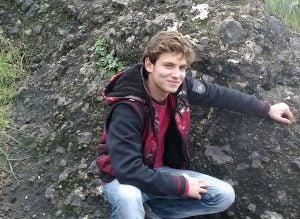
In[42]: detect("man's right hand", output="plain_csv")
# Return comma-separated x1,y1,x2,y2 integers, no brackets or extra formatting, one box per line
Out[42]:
183,173,208,199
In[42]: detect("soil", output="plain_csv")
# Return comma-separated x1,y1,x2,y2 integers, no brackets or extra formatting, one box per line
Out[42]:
0,0,299,218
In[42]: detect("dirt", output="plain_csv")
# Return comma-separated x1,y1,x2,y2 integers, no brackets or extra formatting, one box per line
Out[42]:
0,0,299,218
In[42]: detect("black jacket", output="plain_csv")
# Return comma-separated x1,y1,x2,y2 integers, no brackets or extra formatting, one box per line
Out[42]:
98,63,270,196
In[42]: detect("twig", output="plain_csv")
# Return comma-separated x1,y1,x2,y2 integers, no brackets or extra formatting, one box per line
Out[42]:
0,148,19,181
3,126,25,133
0,132,22,145
8,156,40,161
7,160,19,181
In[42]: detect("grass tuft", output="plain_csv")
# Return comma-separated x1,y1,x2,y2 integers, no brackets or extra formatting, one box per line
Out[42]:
0,29,23,128
265,0,300,32
0,27,24,174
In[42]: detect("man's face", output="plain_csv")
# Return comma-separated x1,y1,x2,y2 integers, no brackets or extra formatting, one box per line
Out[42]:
145,52,187,99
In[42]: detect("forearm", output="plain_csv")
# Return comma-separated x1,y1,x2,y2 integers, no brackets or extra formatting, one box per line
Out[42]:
186,76,270,116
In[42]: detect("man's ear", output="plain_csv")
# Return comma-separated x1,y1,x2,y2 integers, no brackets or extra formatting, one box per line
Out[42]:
144,58,154,73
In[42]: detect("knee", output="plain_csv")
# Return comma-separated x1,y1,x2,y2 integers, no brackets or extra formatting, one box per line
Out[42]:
111,184,145,218
116,184,143,204
218,182,235,210
104,181,145,218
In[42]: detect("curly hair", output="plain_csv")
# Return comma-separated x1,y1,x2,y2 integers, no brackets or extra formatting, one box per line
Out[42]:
142,31,196,66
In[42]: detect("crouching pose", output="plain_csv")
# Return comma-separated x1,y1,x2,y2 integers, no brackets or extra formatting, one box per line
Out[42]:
96,31,294,219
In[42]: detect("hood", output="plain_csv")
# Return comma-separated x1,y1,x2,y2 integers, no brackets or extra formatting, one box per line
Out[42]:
103,63,148,105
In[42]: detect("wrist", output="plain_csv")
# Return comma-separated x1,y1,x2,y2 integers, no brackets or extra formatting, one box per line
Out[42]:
183,178,189,197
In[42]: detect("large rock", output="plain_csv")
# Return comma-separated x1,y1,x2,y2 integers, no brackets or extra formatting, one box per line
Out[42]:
0,0,299,218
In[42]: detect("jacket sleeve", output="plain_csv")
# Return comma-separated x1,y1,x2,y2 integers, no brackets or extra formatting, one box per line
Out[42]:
107,103,187,196
185,76,270,116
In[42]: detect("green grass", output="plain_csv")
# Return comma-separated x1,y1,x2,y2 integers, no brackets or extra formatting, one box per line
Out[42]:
0,28,23,172
92,35,125,79
0,29,23,129
265,0,300,32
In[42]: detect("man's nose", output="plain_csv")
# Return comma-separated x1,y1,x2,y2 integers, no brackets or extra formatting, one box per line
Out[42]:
171,67,181,78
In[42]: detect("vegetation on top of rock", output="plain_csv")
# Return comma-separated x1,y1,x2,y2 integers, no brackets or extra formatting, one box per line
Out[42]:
92,35,125,79
0,0,299,218
0,29,23,127
265,0,300,32
0,27,24,171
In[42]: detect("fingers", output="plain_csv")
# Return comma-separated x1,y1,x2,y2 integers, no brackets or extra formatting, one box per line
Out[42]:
279,110,294,124
198,179,208,190
198,179,207,184
194,193,202,199
198,187,207,194
281,103,294,121
182,174,208,199
284,109,294,122
269,103,295,125
275,116,292,125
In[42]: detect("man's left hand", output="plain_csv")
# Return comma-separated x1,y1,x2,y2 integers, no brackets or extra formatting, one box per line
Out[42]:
268,102,294,125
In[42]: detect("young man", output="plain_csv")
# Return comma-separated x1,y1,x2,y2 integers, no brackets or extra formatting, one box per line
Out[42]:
96,31,294,219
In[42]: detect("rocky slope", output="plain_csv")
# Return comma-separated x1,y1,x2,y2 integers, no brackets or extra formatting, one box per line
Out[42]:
0,0,299,218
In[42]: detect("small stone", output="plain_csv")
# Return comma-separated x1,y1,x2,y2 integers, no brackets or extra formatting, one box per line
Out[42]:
32,25,42,34
58,168,72,181
219,17,246,45
56,146,65,154
45,185,55,199
21,0,33,11
204,146,233,165
88,160,99,175
237,162,250,170
9,196,16,203
227,211,234,216
260,210,283,219
77,132,93,144
56,96,70,106
38,3,50,13
56,210,62,216
277,190,287,202
59,159,67,166
112,0,130,9
64,187,85,207
254,45,263,55
23,206,31,212
26,3,40,17
86,82,99,96
24,29,32,36
78,158,88,169
291,157,300,172
96,186,103,195
6,26,20,34
247,203,256,213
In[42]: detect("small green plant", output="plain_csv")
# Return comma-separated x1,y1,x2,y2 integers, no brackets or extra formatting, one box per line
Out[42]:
265,0,300,32
92,36,125,79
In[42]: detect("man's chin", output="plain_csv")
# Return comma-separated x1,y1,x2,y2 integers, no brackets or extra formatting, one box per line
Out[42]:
167,87,180,93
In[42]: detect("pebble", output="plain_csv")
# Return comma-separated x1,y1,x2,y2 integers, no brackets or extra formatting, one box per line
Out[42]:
291,157,300,172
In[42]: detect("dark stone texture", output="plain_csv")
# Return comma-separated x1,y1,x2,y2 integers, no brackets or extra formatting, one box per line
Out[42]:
0,0,299,218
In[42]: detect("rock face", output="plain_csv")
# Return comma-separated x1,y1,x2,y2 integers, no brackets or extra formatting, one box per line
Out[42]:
0,0,299,218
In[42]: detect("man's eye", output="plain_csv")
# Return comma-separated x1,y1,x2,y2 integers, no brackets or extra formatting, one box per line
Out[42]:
180,67,187,71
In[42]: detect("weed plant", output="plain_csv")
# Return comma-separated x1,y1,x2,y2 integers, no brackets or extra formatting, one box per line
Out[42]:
265,0,300,32
0,28,23,171
93,36,125,79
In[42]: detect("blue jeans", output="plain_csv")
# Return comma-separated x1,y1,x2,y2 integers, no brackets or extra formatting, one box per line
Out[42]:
103,166,235,219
